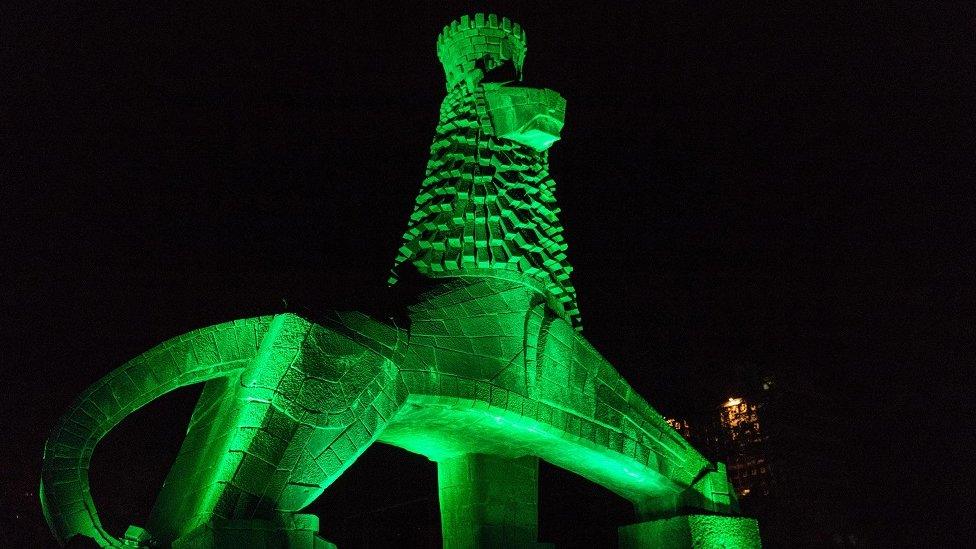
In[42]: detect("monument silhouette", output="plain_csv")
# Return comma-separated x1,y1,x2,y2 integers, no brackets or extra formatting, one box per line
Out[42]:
41,14,761,548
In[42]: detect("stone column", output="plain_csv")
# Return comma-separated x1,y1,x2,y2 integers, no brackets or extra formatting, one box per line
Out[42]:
618,515,761,549
620,463,761,548
437,453,548,548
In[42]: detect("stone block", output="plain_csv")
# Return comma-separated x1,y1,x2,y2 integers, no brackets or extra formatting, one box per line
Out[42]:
619,514,761,549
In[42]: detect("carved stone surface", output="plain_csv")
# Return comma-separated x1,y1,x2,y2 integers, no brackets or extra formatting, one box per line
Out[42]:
619,514,762,549
39,13,758,548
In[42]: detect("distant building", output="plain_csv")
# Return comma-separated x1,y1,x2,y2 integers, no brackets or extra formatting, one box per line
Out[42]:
667,395,769,499
667,375,860,546
719,396,770,499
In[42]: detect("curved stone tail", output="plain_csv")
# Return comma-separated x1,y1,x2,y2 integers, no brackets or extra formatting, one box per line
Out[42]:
39,316,277,547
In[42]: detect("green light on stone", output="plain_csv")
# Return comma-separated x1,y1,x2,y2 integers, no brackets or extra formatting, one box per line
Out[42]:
619,515,762,549
484,86,566,152
39,13,758,548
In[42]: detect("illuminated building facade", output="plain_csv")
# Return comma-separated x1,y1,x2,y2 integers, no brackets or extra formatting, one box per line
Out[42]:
720,397,769,499
668,376,856,545
667,397,771,501
39,14,760,548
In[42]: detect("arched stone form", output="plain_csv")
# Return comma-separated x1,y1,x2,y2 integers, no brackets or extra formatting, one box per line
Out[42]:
40,13,760,549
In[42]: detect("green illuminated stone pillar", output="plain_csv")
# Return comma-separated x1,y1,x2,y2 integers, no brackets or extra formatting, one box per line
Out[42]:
623,463,760,548
437,454,548,548
618,515,761,549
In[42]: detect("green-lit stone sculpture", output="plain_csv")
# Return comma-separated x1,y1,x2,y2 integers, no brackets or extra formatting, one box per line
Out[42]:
41,14,760,548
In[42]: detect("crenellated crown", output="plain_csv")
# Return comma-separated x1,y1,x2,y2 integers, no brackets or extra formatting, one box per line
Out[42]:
436,13,527,91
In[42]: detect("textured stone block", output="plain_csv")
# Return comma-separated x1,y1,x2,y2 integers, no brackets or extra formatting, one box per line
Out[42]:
619,514,761,549
485,87,566,151
437,453,541,549
40,13,754,549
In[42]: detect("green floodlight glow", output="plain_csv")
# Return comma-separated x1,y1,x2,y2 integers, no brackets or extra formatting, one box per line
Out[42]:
40,13,759,548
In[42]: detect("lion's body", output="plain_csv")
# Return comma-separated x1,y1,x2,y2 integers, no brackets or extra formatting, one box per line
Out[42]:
40,14,746,548
42,279,732,547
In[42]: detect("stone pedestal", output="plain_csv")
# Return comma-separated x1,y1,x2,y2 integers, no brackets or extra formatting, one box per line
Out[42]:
171,513,336,549
618,514,761,549
437,453,551,548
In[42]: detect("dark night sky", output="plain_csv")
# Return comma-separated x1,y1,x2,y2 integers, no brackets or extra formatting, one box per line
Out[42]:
2,2,973,546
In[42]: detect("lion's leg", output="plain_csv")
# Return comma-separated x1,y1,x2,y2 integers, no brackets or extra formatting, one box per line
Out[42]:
148,312,408,546
528,315,739,516
272,341,408,514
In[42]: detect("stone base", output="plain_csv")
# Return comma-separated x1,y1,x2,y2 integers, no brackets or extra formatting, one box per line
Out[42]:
172,514,336,549
438,453,551,548
618,514,761,549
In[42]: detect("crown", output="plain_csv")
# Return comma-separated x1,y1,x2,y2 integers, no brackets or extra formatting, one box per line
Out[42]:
436,13,527,91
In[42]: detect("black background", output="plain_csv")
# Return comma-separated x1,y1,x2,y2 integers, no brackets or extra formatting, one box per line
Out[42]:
3,2,972,546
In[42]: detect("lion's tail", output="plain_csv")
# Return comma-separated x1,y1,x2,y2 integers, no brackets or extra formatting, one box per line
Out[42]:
39,316,277,547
